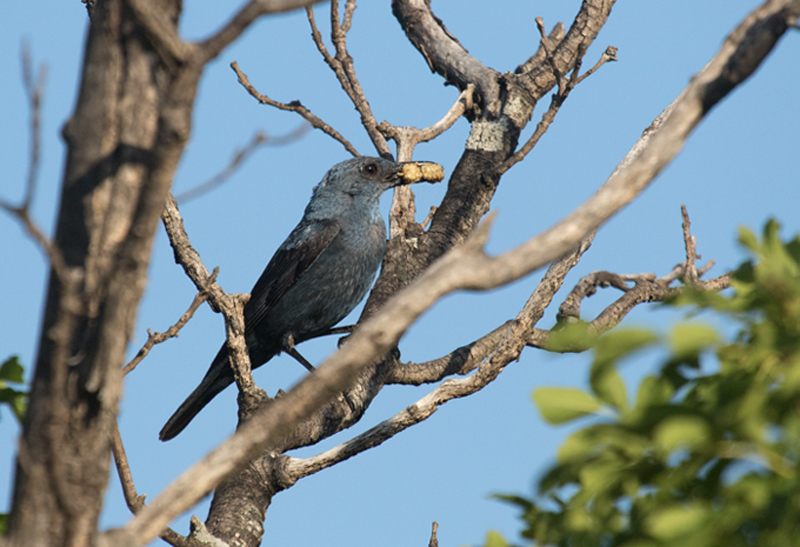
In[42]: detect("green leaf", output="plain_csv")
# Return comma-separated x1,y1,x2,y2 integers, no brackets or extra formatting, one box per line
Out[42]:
484,530,508,547
633,375,674,411
533,388,601,424
646,503,710,540
548,321,598,352
738,226,759,252
619,540,658,547
590,364,628,413
0,356,24,384
0,387,27,423
557,430,596,462
578,458,622,493
594,328,658,367
668,324,719,358
653,415,710,451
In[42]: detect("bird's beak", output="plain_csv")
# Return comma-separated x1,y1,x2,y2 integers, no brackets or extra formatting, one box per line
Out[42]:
393,161,445,186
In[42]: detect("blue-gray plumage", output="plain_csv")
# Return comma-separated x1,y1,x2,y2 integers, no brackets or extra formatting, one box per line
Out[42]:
159,157,441,440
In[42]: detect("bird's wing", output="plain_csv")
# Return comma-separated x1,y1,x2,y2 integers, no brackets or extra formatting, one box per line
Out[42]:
243,218,341,331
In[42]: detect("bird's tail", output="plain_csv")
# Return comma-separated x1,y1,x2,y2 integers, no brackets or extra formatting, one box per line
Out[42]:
159,347,234,441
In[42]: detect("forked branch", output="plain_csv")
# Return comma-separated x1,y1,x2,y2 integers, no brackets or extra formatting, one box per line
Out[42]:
231,61,359,157
307,2,392,157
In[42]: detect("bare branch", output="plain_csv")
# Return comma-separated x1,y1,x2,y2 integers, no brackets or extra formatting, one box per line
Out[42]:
160,194,262,409
515,22,566,75
230,61,359,157
306,7,348,90
535,17,563,92
123,274,215,375
111,422,190,547
20,44,47,212
340,0,356,32
571,45,618,88
499,45,616,175
175,127,310,204
429,522,439,547
379,85,473,237
1,47,67,280
388,235,593,386
386,323,511,385
392,0,501,113
307,3,391,156
556,206,720,330
112,423,145,513
535,271,733,353
681,204,699,283
0,201,68,282
198,0,327,64
378,85,474,161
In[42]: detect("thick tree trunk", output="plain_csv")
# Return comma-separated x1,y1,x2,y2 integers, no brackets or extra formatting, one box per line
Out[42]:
7,1,183,545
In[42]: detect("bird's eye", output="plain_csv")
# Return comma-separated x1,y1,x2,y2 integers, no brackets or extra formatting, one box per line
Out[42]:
363,162,379,176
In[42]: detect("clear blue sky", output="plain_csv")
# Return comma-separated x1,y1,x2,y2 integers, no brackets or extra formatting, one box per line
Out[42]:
2,2,798,546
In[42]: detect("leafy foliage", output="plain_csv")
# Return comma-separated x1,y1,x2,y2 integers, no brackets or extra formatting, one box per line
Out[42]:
0,355,26,423
0,355,26,534
493,221,800,547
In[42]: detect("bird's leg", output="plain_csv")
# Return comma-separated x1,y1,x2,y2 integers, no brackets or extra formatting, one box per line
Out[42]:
301,324,354,342
282,332,316,372
282,332,357,414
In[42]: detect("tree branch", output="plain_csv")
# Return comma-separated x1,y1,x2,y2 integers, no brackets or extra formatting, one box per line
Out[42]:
198,0,327,64
498,45,617,175
378,84,474,161
230,61,359,157
160,194,262,406
379,85,474,238
123,274,215,375
391,0,501,113
0,48,66,280
175,127,310,203
279,237,594,480
111,422,190,547
307,2,392,157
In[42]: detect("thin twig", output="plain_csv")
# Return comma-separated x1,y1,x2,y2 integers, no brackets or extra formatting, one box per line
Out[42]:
681,204,699,283
429,522,439,547
175,127,310,203
21,44,47,211
198,0,327,64
1,47,67,280
571,46,618,88
123,271,217,375
378,85,474,160
160,193,263,411
308,3,391,157
498,44,616,175
515,22,566,75
231,61,359,156
306,6,349,90
111,421,191,547
535,17,564,94
112,422,146,513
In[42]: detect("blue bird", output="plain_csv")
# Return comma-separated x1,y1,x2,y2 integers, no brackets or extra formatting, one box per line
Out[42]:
159,156,442,440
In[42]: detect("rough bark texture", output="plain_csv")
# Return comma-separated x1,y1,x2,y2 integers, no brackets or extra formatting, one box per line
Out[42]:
7,0,197,545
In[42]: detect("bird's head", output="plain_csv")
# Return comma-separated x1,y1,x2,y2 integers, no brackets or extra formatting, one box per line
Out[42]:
314,157,443,201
